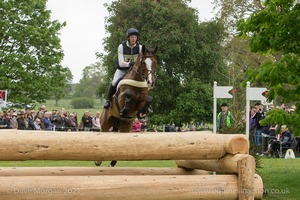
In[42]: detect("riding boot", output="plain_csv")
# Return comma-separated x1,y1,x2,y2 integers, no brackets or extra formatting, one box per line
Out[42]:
103,85,116,109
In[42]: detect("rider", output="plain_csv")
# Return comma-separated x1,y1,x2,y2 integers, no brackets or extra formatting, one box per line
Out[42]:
103,28,153,115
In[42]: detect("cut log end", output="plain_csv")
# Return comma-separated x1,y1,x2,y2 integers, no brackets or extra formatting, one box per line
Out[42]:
224,135,249,154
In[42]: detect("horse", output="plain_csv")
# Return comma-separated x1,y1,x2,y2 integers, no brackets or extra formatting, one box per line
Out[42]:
94,45,157,167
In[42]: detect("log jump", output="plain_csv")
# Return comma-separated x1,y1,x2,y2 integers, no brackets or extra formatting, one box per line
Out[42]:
0,130,262,200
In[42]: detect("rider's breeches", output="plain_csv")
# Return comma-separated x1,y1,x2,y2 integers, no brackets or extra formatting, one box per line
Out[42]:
112,69,126,86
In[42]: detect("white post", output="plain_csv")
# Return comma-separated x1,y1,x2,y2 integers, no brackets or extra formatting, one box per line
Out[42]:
213,82,217,133
4,90,8,102
246,82,250,138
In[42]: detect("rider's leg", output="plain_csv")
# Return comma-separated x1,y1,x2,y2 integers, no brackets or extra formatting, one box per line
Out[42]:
103,84,116,109
103,70,124,109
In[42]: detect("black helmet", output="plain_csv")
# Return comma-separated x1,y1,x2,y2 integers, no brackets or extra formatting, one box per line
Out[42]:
126,28,139,37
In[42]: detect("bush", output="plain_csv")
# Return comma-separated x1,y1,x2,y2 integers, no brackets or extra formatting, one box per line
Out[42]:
70,97,94,109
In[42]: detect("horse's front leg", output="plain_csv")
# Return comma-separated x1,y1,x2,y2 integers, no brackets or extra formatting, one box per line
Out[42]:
120,89,132,118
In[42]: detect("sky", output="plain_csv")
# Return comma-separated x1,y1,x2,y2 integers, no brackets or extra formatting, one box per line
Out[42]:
46,0,215,83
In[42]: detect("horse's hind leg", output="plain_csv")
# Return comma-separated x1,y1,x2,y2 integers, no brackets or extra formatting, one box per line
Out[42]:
120,89,132,118
109,160,117,167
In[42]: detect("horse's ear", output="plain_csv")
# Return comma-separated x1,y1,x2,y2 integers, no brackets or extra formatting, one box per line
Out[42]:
153,46,158,54
142,45,146,55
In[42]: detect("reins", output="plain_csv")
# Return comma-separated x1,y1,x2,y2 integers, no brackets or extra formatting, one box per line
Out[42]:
131,54,155,82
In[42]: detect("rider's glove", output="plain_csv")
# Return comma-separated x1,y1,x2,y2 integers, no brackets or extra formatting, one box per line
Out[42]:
129,61,135,67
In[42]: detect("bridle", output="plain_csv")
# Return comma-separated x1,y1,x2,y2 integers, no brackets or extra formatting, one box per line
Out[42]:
132,54,156,83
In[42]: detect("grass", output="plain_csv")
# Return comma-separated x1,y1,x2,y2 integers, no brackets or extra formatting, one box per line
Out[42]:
257,158,299,200
35,99,104,119
0,158,299,199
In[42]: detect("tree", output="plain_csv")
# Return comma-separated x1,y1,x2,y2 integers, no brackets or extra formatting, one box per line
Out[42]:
0,0,67,103
73,62,106,98
100,0,227,125
51,67,73,106
212,0,265,35
238,0,300,135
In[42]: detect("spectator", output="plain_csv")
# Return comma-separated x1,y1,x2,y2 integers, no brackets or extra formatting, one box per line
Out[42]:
4,112,12,129
81,111,92,131
36,111,45,130
25,107,31,117
253,102,266,153
56,110,66,131
17,112,27,130
249,107,257,132
0,111,10,129
263,125,292,156
42,112,53,131
29,110,36,121
10,112,18,129
140,115,148,132
267,124,278,137
27,114,35,130
50,109,58,126
72,112,79,129
65,113,77,131
33,118,41,130
92,111,101,132
131,118,141,132
217,103,233,132
36,105,46,117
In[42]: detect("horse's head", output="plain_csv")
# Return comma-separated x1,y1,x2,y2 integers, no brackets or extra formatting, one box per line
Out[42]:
135,45,157,89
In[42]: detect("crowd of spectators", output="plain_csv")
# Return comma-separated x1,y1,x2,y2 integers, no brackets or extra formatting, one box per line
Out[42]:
243,102,297,155
0,105,101,132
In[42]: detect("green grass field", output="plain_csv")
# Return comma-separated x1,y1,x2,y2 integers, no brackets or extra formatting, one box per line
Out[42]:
36,99,104,119
0,158,299,199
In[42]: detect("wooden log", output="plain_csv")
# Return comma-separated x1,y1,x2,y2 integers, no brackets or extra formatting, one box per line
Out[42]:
0,167,209,176
237,155,256,200
0,175,263,200
0,131,249,161
176,155,257,200
254,174,263,200
176,154,251,174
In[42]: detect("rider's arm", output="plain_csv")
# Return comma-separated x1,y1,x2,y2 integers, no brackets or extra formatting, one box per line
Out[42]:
118,44,130,68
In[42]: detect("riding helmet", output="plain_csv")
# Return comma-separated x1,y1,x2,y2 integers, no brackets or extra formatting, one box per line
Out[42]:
126,28,140,37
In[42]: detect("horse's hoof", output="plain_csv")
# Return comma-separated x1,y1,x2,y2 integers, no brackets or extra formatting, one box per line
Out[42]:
94,161,102,166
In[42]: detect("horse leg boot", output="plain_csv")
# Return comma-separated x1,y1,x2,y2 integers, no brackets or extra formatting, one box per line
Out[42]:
120,89,132,118
103,85,116,109
109,160,117,167
141,96,153,115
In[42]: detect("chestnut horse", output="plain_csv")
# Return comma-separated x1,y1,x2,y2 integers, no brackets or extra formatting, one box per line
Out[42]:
94,45,157,167
101,45,157,132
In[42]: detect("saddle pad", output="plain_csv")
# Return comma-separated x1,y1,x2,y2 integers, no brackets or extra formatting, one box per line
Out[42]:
117,79,148,90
